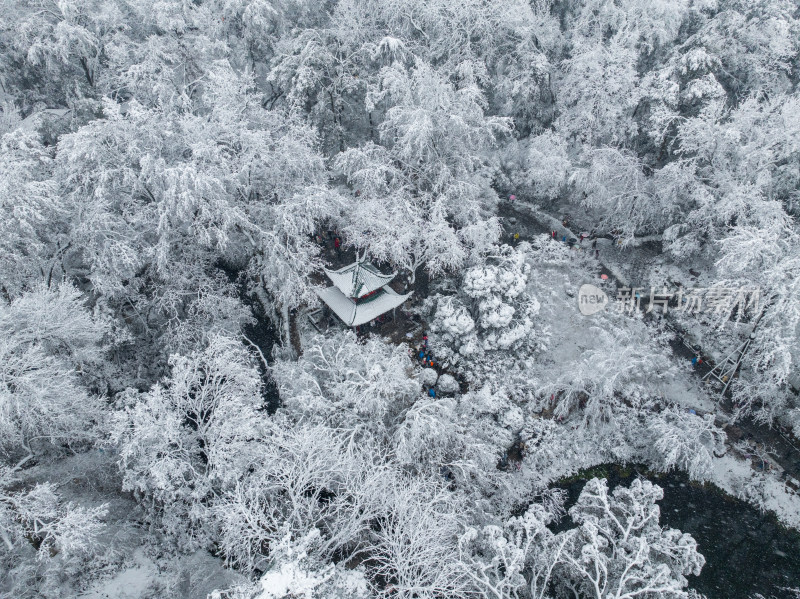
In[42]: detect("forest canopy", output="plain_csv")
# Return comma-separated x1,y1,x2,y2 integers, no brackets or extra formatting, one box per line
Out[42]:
1,1,799,598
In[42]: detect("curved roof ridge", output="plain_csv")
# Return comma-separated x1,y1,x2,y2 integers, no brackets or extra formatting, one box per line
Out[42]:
323,259,396,298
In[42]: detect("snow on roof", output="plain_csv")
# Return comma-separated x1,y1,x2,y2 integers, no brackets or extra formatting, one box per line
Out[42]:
316,285,412,327
323,260,396,298
316,286,357,325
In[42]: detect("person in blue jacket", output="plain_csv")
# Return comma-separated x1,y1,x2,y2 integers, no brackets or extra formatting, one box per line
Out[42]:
428,387,436,398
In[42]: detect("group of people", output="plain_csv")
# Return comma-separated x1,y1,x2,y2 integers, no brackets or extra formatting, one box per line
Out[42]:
503,199,605,259
499,442,526,472
504,197,601,259
414,334,439,398
550,228,601,258
417,336,436,367
312,229,342,256
418,348,436,369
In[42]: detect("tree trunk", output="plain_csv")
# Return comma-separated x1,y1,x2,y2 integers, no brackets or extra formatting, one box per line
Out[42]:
79,57,94,87
0,527,13,551
281,303,291,347
408,255,423,285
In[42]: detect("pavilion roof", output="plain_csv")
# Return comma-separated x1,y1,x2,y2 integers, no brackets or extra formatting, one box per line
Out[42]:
323,260,396,298
316,285,412,327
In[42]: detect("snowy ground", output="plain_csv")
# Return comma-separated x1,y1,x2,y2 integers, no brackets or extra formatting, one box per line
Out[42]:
708,453,800,530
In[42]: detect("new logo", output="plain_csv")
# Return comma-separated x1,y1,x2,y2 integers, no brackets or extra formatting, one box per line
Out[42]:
577,284,609,315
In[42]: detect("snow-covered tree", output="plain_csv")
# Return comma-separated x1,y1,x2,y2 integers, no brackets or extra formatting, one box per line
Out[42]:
0,467,106,561
647,408,726,481
0,282,109,369
272,330,419,436
573,148,682,245
110,335,263,549
566,0,689,55
459,478,704,599
365,474,469,599
555,40,640,147
0,284,107,462
428,243,541,377
458,498,567,599
228,528,372,599
681,0,799,99
393,392,504,489
214,420,386,574
506,132,571,204
334,59,508,281
0,0,133,107
438,373,459,394
539,314,678,425
0,474,108,599
551,478,705,599
0,130,64,296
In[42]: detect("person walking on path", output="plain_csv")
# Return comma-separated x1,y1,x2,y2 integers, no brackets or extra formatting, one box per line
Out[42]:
334,237,341,255
428,387,436,398
551,230,557,240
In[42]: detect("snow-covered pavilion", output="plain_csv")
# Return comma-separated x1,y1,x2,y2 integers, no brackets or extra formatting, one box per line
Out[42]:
316,260,412,327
